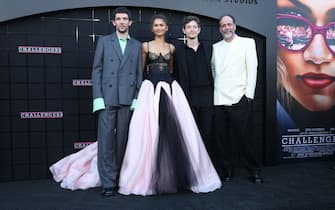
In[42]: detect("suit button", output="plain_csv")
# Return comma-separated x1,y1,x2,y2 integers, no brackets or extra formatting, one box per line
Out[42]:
111,72,114,75
109,84,112,87
129,72,133,75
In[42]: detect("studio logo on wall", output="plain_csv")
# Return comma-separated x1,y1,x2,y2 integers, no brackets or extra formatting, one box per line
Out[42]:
203,0,258,5
18,46,62,54
20,111,64,119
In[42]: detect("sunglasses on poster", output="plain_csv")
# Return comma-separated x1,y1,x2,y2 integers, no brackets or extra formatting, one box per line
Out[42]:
277,13,335,54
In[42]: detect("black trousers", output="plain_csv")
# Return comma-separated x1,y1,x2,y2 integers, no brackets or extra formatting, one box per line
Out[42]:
213,96,260,173
191,106,214,158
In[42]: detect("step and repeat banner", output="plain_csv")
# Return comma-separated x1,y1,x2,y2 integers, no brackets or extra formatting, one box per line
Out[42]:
0,1,269,181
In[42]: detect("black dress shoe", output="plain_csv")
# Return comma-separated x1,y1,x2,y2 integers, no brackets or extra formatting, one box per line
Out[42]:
223,176,232,182
101,188,117,196
222,168,234,182
249,171,264,184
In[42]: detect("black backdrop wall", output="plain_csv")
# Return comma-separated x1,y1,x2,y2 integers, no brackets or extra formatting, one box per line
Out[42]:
0,7,266,181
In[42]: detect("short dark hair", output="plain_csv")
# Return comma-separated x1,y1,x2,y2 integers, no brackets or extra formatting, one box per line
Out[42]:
112,7,132,20
183,16,201,28
151,14,169,26
219,14,235,24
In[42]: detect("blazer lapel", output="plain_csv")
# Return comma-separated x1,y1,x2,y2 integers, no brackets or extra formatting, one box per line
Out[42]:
216,42,230,74
220,39,238,72
110,33,123,62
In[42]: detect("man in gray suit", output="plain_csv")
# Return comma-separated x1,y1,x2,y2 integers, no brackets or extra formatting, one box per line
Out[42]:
91,7,142,196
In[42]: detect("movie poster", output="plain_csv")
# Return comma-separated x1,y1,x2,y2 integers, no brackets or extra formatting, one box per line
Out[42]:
276,0,335,159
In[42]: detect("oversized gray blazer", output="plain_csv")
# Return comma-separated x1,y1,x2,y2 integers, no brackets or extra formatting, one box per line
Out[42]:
92,33,143,107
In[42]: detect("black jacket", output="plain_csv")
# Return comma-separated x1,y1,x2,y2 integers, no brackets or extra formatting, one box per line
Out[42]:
173,41,214,106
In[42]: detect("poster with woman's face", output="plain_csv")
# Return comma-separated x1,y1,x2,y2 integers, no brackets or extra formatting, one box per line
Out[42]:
276,0,335,159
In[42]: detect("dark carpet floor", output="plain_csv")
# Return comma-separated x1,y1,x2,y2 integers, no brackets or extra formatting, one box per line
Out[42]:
1,160,335,210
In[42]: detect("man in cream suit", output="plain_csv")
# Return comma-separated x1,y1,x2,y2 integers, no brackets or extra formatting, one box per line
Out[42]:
91,7,142,196
211,14,263,184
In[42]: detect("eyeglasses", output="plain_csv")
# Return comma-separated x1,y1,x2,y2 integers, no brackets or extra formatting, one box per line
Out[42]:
277,13,335,53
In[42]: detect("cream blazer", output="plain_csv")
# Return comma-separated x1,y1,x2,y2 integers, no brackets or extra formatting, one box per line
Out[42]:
211,35,258,106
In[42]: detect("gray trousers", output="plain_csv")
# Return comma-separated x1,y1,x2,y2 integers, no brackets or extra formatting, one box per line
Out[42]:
97,106,131,189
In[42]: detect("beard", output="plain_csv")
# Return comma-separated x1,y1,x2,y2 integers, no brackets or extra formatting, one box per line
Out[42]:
223,31,234,40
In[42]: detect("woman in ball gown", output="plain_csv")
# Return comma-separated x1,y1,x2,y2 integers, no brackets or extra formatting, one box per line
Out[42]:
49,14,221,196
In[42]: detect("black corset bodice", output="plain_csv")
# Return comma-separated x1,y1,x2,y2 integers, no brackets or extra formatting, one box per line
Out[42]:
145,52,173,86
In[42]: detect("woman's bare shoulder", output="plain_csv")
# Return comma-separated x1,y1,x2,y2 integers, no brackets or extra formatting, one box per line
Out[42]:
142,42,149,53
168,43,175,52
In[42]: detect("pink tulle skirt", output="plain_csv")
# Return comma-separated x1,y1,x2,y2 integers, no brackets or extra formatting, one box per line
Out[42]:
49,80,221,195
